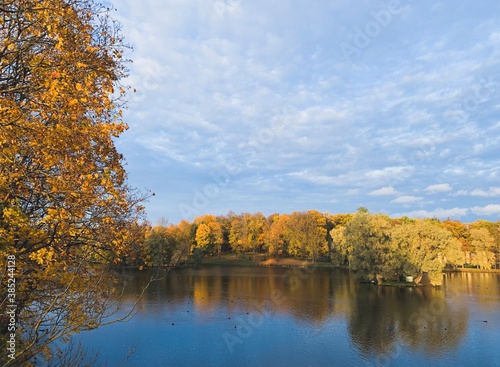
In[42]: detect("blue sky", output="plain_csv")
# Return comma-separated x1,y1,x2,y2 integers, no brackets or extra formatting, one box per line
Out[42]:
110,0,500,225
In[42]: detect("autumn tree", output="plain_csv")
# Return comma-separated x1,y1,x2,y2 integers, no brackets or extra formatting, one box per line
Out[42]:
328,213,352,266
264,213,289,257
390,219,464,286
469,227,495,270
330,225,348,267
168,220,192,265
343,210,392,283
470,220,500,269
228,215,247,253
284,211,328,261
247,212,266,253
216,213,233,253
144,219,178,268
194,215,223,256
441,219,471,262
0,0,147,365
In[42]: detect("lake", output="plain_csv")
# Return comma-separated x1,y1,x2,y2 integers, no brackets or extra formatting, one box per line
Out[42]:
69,266,500,367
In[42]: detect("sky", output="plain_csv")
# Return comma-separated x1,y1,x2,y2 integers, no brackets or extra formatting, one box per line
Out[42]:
109,0,500,225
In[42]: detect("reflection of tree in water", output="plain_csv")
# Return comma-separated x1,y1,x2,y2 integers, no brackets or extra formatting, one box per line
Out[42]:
348,285,399,357
115,267,471,357
398,287,468,355
348,285,468,359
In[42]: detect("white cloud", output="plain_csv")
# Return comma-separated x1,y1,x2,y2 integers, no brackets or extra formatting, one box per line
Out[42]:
424,183,452,193
470,187,500,197
110,0,500,223
453,187,500,197
470,205,500,216
369,186,399,196
399,207,468,219
391,195,422,204
489,32,500,43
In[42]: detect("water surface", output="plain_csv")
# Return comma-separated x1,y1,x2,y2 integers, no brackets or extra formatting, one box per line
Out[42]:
72,266,500,367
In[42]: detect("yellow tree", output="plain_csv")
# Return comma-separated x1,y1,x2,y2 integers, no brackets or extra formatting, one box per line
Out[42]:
330,225,347,266
168,220,192,265
264,213,289,257
470,220,500,269
343,210,392,283
194,215,223,256
390,219,464,285
284,211,328,261
0,0,147,365
228,215,248,253
469,227,495,270
247,212,266,253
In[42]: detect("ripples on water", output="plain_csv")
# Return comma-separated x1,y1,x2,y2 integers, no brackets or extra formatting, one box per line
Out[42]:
70,267,500,367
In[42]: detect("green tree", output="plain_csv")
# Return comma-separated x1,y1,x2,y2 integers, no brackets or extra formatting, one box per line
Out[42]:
470,220,500,269
145,224,174,268
330,225,347,266
390,220,464,286
469,227,495,270
229,215,248,253
344,211,392,283
168,220,192,265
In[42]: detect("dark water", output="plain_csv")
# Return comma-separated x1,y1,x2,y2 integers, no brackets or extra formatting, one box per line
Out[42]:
71,266,500,367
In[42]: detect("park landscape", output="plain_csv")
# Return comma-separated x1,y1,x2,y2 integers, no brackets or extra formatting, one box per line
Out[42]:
1,0,500,366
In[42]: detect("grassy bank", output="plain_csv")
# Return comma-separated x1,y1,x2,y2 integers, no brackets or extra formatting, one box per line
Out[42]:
198,253,500,288
201,253,335,268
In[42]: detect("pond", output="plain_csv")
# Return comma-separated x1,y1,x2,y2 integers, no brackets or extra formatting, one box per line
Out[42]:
70,266,500,367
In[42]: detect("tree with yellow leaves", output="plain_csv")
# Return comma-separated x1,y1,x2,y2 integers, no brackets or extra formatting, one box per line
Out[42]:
194,215,223,257
0,0,147,365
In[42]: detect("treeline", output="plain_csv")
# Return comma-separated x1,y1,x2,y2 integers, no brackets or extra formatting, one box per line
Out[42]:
117,208,500,286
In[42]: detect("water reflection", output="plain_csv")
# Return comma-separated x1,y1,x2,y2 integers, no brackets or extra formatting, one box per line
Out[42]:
111,266,491,358
349,285,468,358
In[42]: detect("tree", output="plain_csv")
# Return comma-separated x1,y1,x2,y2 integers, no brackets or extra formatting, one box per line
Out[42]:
469,227,495,270
470,220,500,269
168,220,192,265
328,213,352,266
390,220,464,286
330,225,348,266
247,212,266,253
229,216,247,253
194,216,223,257
144,220,177,268
441,219,471,263
264,213,289,257
343,210,392,283
0,1,147,365
284,211,328,261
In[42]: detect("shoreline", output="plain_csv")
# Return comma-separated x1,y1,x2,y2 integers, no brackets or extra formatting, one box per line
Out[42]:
443,268,500,273
191,254,500,274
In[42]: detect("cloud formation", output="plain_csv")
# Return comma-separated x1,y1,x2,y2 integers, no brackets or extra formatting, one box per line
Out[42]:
111,0,500,223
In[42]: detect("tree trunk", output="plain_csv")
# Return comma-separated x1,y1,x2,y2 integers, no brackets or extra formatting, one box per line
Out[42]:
414,272,423,285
